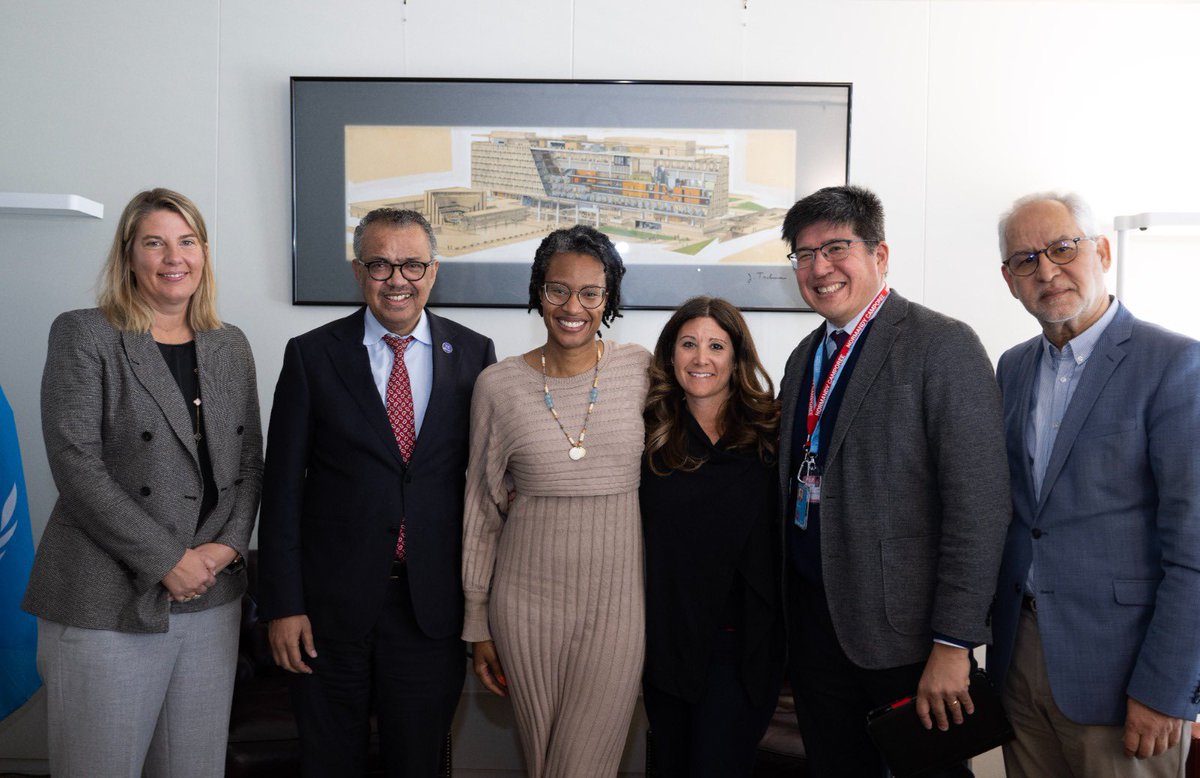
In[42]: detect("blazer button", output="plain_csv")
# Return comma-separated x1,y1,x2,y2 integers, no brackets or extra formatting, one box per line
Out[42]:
142,431,153,441
236,425,244,435
140,486,152,497
1031,528,1043,539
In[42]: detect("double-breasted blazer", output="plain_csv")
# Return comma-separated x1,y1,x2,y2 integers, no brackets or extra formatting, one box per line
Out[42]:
777,291,1012,669
988,304,1200,725
23,308,263,633
257,308,495,642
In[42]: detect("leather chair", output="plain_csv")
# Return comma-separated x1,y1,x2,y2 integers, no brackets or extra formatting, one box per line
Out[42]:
224,551,451,777
643,684,808,777
752,683,808,776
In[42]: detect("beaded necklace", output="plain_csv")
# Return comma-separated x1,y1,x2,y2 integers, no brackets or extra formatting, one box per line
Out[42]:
541,339,603,461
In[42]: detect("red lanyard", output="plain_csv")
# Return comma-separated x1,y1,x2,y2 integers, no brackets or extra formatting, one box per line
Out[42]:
805,286,890,448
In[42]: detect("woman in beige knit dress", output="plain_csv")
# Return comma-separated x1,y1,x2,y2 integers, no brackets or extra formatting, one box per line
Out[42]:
462,225,650,777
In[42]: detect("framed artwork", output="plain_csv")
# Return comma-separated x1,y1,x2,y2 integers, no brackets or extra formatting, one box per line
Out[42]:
292,78,852,311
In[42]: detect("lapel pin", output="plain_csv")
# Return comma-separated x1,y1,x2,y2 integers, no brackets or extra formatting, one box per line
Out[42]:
442,342,453,354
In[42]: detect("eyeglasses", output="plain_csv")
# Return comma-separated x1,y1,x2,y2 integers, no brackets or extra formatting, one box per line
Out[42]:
787,239,874,270
1003,237,1096,277
541,283,607,309
356,258,436,282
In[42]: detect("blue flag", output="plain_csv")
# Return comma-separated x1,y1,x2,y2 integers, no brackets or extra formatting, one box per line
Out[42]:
0,384,40,719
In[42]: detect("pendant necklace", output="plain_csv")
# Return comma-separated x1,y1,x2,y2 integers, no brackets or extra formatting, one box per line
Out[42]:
542,339,603,461
191,366,203,442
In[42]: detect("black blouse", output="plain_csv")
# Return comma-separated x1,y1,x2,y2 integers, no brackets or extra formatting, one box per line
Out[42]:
640,410,783,707
157,341,218,529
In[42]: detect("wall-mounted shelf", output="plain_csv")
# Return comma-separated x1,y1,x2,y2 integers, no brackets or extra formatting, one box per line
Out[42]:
1113,211,1200,297
0,193,104,219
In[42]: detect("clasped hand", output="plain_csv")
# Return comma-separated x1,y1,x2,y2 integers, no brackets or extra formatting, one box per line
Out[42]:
161,543,237,602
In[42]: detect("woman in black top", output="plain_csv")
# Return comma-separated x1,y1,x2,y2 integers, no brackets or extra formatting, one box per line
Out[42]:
641,295,784,777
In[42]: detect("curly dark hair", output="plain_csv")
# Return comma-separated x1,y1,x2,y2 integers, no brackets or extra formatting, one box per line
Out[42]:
527,225,625,327
644,296,779,475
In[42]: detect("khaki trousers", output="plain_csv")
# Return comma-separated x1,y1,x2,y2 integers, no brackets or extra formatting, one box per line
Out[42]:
1002,606,1190,778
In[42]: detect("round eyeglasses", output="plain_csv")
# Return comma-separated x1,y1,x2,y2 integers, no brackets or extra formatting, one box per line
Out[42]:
787,239,874,270
1003,237,1096,277
541,283,607,309
356,258,436,282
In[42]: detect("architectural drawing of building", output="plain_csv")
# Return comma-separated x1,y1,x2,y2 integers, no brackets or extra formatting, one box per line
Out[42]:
469,132,730,238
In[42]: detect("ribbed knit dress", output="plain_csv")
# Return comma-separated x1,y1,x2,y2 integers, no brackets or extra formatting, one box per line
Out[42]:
462,340,650,778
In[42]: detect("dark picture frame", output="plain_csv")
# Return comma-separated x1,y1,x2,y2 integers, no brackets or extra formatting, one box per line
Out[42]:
292,78,852,311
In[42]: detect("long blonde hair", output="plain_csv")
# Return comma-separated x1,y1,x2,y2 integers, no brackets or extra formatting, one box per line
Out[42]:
97,188,221,332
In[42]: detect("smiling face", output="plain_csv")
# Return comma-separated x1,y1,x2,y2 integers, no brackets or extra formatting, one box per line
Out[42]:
353,222,439,336
129,209,206,316
791,220,888,328
1002,199,1111,347
673,315,735,408
540,251,606,353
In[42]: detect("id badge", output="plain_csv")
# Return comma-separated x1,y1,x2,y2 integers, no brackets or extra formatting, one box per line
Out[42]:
793,458,821,530
794,481,809,529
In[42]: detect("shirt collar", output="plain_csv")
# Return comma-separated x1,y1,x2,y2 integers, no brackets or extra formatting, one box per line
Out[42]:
1040,296,1120,364
362,307,431,347
824,282,886,340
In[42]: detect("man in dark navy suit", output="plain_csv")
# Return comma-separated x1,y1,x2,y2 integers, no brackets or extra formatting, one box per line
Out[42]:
258,209,496,776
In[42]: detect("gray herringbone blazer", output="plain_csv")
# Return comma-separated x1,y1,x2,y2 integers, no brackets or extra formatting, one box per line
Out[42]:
23,308,263,632
778,291,1011,669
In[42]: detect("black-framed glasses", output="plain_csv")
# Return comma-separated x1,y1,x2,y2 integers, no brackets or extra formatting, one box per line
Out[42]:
541,283,607,309
787,239,874,270
1003,237,1096,277
356,258,436,282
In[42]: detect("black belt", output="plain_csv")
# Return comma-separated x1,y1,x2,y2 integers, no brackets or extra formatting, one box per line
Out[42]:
389,559,407,579
1021,594,1037,613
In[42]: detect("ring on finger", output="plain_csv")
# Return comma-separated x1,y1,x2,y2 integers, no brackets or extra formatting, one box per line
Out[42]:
950,700,961,706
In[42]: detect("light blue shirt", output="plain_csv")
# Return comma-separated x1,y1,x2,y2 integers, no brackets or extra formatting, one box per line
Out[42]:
1028,297,1121,499
1025,297,1120,594
363,308,433,438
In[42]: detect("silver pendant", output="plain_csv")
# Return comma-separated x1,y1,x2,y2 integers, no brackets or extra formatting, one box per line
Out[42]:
569,446,586,461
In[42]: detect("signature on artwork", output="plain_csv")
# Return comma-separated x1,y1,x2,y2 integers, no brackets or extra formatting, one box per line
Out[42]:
745,271,789,284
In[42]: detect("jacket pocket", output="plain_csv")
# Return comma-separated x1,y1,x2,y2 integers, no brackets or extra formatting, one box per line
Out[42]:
880,535,937,635
1112,579,1158,605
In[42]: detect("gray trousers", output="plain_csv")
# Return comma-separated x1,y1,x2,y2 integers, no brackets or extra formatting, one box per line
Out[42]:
37,599,240,778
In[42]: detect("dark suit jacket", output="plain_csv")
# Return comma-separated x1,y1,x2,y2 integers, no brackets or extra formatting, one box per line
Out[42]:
24,308,263,633
777,291,1011,669
257,308,495,641
989,304,1200,725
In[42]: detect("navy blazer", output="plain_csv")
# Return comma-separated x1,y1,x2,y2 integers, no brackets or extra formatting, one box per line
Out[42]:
257,308,495,641
989,304,1200,725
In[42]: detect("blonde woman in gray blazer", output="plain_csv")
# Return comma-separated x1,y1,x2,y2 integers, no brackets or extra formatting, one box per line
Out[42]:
22,188,263,778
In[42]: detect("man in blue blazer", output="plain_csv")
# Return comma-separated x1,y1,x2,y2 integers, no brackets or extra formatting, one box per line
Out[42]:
258,209,496,776
989,192,1200,776
778,186,1011,777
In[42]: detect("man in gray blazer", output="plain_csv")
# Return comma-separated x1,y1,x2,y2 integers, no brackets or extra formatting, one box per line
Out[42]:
989,192,1200,776
777,185,1011,777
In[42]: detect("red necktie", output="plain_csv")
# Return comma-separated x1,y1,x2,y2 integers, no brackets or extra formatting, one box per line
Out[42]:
384,334,415,560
